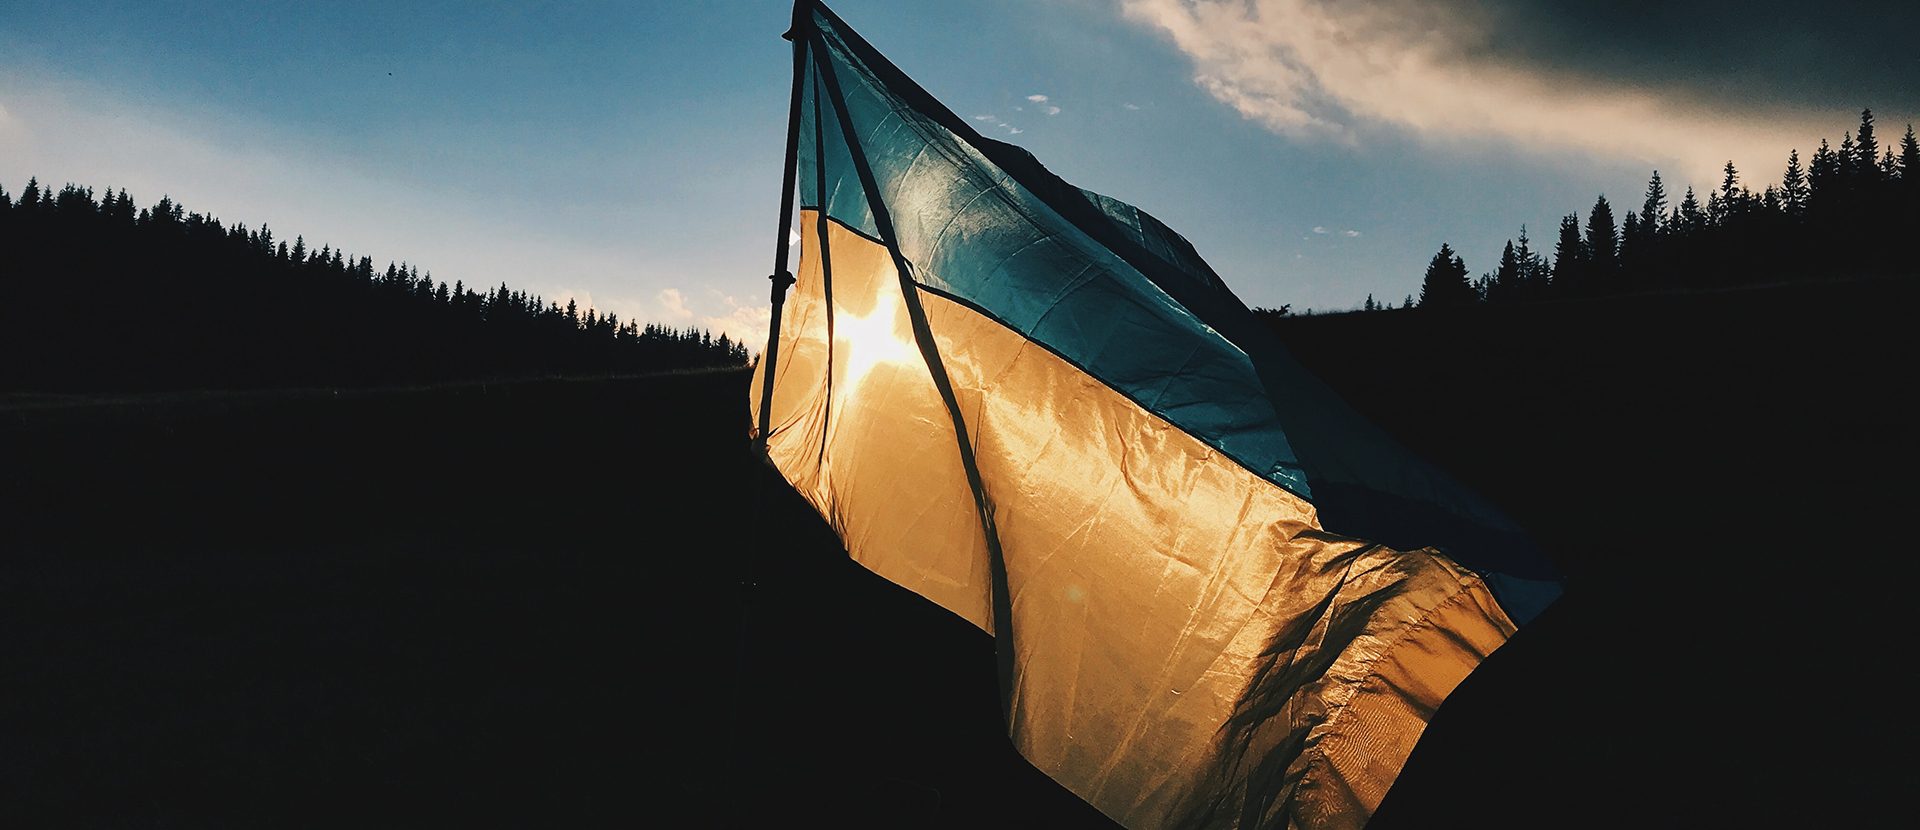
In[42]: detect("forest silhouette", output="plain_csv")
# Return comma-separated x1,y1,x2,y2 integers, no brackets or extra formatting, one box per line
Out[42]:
0,182,748,393
1394,110,1919,309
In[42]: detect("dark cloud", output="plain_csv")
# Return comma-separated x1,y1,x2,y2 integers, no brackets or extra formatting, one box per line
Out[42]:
1457,0,1920,118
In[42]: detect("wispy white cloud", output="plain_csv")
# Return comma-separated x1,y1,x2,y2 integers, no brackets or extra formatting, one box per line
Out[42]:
553,288,596,314
595,294,649,327
1119,0,1844,181
1312,226,1328,234
551,288,648,329
973,113,1025,135
1342,229,1361,237
1025,94,1061,116
701,294,772,352
656,288,694,321
1123,102,1142,110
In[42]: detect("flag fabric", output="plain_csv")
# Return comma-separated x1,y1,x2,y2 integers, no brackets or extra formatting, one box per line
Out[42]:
750,4,1562,828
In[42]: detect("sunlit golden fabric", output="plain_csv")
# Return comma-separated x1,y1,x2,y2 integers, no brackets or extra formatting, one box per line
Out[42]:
755,213,993,629
749,215,1518,829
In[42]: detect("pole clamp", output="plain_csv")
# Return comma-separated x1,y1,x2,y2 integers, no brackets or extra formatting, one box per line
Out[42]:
768,269,796,300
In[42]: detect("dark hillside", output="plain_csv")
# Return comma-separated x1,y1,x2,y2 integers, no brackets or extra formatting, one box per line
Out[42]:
1,370,1105,829
1271,277,1917,828
4,278,1914,828
0,180,746,393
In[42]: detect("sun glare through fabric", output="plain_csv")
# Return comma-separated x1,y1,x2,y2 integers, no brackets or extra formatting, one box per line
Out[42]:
831,279,918,393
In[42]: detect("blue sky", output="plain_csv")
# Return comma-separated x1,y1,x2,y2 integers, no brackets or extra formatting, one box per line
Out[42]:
3,1,1911,344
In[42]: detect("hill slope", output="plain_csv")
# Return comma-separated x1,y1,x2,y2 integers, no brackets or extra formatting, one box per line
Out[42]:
1272,278,1917,827
5,278,1914,828
0,181,746,393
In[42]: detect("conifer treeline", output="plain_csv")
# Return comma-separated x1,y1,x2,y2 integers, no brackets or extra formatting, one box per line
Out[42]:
1414,109,1920,308
0,180,748,392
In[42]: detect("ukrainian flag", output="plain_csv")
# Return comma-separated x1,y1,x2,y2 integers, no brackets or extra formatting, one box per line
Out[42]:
750,4,1561,828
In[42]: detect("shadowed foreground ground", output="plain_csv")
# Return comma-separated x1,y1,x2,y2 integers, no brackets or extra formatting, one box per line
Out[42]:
4,277,1914,828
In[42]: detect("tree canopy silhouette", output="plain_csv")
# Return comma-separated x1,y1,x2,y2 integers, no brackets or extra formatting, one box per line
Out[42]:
0,181,749,393
1388,109,1918,311
1418,243,1476,308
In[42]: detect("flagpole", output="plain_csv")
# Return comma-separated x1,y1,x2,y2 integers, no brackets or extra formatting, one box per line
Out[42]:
729,7,811,828
753,0,812,457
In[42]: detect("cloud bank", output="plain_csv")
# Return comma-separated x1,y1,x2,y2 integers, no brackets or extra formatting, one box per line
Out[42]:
1120,0,1881,181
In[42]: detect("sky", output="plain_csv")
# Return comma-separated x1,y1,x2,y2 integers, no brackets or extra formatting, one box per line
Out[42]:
3,0,1914,345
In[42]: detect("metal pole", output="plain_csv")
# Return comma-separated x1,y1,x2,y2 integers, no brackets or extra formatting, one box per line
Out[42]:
729,8,812,828
753,0,812,457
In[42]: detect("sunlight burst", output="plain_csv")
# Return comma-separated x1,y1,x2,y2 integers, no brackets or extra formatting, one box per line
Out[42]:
833,291,918,392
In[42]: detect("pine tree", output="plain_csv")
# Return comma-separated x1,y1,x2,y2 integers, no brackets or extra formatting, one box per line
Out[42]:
1676,187,1706,238
1713,161,1741,225
1640,171,1667,234
1619,211,1644,280
1855,109,1880,184
1488,239,1522,302
1809,140,1838,214
1584,195,1619,287
1781,150,1807,215
1515,224,1545,295
1900,125,1919,186
111,188,135,224
1839,132,1857,187
1552,213,1585,291
1418,243,1475,307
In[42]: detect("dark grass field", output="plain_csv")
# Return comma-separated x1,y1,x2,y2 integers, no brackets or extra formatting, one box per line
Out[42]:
4,277,1915,828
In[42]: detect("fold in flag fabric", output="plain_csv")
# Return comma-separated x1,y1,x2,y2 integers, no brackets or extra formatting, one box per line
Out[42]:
750,4,1562,828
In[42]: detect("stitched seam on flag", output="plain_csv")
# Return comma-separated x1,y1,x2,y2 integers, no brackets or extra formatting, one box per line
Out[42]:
816,205,1309,501
811,27,1320,502
1296,572,1488,811
906,268,1313,502
811,210,891,249
816,23,1274,459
